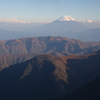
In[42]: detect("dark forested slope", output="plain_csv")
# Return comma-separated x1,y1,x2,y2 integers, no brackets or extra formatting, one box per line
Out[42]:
0,51,100,100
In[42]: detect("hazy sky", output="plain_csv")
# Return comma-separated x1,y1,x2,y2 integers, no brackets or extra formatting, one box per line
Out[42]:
0,0,100,22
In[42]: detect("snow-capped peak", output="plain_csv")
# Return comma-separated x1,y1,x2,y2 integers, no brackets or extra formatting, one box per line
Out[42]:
57,16,75,21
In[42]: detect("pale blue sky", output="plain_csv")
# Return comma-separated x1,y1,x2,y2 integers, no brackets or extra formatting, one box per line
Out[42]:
0,0,100,22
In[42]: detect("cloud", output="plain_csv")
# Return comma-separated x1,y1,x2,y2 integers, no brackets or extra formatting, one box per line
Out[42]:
86,20,93,23
0,19,51,23
77,20,94,23
0,18,99,24
0,19,28,23
97,21,100,23
78,20,100,23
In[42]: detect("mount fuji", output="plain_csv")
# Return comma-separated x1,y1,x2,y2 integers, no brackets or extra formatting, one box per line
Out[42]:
56,15,76,21
0,16,100,42
29,15,90,37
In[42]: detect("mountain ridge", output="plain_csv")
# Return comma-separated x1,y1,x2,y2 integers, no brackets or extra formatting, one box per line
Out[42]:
0,36,100,55
0,50,100,100
0,36,100,70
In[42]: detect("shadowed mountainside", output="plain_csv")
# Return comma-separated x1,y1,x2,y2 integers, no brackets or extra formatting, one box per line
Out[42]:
0,50,100,100
52,77,100,100
0,54,69,100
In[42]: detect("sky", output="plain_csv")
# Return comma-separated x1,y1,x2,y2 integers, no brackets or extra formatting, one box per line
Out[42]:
0,0,100,23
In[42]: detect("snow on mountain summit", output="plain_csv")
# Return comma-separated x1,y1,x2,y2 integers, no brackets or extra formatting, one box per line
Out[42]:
57,16,75,21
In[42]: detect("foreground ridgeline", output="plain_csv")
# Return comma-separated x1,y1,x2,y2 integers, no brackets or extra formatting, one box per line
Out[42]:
0,50,100,100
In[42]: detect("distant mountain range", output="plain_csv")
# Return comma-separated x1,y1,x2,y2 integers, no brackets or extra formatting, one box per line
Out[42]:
0,50,100,100
31,16,89,35
0,36,100,70
0,16,100,42
67,28,100,42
